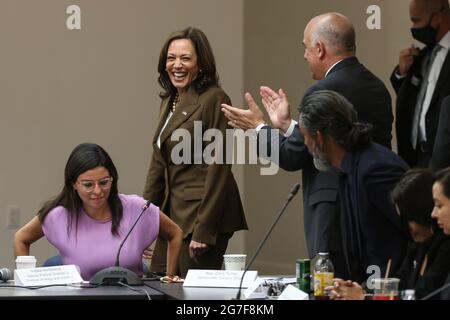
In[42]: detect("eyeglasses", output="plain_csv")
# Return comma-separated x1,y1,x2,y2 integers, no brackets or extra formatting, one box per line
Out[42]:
77,177,114,193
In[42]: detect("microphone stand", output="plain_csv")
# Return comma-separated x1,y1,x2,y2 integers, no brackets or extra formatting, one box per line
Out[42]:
235,183,301,300
89,200,151,286
421,281,450,300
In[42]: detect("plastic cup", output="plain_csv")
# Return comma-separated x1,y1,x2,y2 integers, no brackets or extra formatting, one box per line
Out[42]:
372,278,400,300
223,254,246,271
15,256,37,270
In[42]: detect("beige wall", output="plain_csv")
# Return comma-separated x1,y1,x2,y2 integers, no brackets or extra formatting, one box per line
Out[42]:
0,0,415,275
242,0,412,274
0,0,244,270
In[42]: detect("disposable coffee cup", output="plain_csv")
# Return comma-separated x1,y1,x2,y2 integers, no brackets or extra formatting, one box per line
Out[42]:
223,254,246,271
15,256,37,270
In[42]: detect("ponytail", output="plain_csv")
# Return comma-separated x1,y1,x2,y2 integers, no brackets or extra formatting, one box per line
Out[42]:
346,122,372,150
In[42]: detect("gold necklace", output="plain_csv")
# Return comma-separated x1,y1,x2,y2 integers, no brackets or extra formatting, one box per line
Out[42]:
172,93,179,113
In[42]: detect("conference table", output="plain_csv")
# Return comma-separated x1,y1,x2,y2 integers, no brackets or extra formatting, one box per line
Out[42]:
0,280,283,319
0,281,163,300
0,281,249,300
0,274,291,300
143,280,242,300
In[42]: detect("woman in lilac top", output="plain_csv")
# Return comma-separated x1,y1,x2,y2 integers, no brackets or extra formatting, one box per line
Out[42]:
13,143,182,281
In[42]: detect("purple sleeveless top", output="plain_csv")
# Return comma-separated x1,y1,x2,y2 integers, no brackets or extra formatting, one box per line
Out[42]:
42,194,159,280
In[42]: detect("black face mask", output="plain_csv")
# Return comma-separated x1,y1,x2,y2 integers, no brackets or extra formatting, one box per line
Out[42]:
411,14,438,46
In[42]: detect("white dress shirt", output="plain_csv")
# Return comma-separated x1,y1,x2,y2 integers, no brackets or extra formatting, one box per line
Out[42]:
156,111,173,149
419,30,450,142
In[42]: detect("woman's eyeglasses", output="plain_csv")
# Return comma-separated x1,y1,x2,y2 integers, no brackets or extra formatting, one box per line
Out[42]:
77,177,113,193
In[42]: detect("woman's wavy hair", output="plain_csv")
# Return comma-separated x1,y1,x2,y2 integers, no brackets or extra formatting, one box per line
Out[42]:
37,143,123,236
157,27,220,99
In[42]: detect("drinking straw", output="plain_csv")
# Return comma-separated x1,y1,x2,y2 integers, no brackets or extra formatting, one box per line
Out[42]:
385,259,392,280
420,254,428,276
382,259,392,298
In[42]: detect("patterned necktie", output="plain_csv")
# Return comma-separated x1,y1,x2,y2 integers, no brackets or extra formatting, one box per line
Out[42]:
411,44,442,149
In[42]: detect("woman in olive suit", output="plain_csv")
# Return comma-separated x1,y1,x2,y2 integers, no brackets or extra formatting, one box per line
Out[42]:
143,27,247,277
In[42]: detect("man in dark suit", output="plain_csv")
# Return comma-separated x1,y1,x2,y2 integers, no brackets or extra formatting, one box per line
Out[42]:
222,13,393,280
431,95,450,171
391,0,450,167
298,90,408,284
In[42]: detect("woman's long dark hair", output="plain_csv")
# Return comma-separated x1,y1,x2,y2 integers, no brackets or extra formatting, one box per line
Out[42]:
434,167,450,199
157,27,220,99
37,143,123,236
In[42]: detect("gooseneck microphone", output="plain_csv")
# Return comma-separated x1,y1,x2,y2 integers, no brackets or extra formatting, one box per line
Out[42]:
235,183,301,300
421,281,450,300
114,200,152,267
90,200,152,286
0,268,12,282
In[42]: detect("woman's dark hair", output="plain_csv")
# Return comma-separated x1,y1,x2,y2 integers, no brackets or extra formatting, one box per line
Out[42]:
298,90,372,151
391,168,435,227
157,27,220,99
37,143,123,236
434,167,450,199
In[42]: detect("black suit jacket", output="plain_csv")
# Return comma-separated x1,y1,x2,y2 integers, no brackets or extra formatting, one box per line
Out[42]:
259,57,393,278
396,231,450,299
339,143,408,283
391,46,450,167
431,95,450,171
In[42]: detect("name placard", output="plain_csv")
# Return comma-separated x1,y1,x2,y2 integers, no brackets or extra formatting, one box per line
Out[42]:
183,269,258,288
14,265,83,286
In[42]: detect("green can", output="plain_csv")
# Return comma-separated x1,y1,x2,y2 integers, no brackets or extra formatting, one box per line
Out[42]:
296,259,311,293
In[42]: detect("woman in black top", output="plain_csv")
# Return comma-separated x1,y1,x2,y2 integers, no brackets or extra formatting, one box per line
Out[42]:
431,167,450,299
328,168,450,299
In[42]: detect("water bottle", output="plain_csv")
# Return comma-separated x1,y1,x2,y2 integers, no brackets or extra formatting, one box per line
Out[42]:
313,252,334,300
401,289,416,300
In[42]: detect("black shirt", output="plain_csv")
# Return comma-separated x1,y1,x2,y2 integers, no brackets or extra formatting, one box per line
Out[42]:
396,231,450,299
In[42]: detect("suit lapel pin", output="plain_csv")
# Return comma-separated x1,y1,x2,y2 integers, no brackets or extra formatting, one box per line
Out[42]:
182,111,187,116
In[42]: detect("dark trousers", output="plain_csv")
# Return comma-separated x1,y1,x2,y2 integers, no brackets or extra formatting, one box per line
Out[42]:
150,233,233,278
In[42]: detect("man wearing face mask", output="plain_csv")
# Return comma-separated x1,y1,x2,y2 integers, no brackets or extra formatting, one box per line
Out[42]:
391,0,450,167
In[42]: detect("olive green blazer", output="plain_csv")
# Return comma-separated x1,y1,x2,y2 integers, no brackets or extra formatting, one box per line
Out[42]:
143,86,247,246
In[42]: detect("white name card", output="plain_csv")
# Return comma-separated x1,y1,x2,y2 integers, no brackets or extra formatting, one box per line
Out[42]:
14,265,83,286
183,269,258,288
278,284,309,300
242,277,266,299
